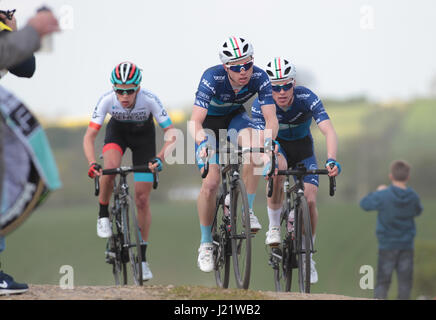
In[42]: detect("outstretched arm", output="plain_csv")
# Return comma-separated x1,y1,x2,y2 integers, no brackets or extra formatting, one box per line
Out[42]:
318,119,340,176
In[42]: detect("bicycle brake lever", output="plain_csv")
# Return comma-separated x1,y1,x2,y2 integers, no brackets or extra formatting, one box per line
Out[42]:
94,177,100,197
153,171,158,190
328,163,336,197
201,146,210,179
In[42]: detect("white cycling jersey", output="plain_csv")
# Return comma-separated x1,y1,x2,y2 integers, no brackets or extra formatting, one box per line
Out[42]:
89,89,172,130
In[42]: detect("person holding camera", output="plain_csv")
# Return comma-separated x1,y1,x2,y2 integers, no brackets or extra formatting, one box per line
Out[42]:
0,8,60,296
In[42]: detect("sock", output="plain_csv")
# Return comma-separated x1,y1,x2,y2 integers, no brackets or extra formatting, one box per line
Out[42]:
200,225,212,244
247,194,256,212
267,207,282,229
141,242,148,262
99,202,109,218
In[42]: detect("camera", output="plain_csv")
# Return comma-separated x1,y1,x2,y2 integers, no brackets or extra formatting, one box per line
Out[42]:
0,9,16,23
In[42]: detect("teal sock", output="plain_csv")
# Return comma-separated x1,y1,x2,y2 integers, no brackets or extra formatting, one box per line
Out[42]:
247,194,256,212
200,225,212,244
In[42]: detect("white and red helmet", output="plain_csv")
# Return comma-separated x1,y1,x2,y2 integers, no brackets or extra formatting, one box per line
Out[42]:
265,57,296,83
219,36,254,64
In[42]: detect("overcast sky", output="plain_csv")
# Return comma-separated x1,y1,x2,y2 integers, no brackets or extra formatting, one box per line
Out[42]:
1,0,435,120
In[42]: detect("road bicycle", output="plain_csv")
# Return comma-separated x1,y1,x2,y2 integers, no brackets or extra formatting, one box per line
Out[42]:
202,144,274,289
267,163,336,293
94,164,158,286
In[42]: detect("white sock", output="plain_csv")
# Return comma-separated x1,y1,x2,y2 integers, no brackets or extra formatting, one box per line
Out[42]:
267,207,282,229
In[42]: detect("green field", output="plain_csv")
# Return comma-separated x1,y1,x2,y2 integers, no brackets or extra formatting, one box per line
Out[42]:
2,99,435,299
2,198,435,299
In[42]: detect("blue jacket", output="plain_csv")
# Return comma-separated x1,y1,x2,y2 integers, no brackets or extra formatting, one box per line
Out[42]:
360,185,423,250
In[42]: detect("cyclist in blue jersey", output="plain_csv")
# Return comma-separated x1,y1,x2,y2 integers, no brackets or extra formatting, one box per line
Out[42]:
189,36,278,273
83,62,175,281
251,57,341,284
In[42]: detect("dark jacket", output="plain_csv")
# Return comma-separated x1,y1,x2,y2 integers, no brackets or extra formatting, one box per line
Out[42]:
360,185,423,250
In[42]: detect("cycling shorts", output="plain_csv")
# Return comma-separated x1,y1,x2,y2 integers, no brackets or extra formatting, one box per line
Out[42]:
277,136,319,187
195,107,261,170
103,117,156,182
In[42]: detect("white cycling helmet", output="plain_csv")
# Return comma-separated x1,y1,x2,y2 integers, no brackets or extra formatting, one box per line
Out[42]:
219,36,254,64
265,57,296,83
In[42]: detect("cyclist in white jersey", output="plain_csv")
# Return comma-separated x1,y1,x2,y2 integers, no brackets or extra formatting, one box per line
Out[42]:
83,62,175,281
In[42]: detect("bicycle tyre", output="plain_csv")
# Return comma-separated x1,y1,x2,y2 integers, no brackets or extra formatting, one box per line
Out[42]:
123,195,143,286
296,196,311,293
212,192,231,288
107,202,127,286
230,179,251,289
273,209,293,292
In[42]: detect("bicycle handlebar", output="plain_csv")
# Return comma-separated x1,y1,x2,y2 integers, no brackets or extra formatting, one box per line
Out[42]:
94,164,159,196
273,164,336,197
200,146,269,180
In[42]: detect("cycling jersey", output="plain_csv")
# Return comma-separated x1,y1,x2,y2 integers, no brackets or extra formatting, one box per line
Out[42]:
89,88,172,182
194,65,274,116
251,86,329,141
252,86,330,186
89,89,172,130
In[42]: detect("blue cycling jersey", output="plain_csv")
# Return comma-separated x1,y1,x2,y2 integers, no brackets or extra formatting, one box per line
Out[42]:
194,65,274,116
251,86,329,141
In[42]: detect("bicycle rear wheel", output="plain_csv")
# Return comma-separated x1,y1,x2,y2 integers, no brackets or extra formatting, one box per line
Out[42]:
230,179,251,289
296,196,312,293
212,192,231,288
123,195,143,286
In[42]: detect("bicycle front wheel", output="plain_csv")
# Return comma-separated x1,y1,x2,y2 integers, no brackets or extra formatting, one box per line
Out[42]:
296,196,312,293
273,209,293,292
230,179,252,289
212,192,231,288
123,195,143,286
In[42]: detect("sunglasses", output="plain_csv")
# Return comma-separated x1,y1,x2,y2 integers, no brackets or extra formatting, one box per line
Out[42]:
272,81,294,93
226,60,254,73
113,86,139,95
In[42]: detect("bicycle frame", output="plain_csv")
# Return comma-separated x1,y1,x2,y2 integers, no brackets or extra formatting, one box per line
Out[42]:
94,164,158,286
269,163,336,292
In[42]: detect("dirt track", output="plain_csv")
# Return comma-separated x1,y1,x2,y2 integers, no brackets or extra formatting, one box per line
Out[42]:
0,284,369,300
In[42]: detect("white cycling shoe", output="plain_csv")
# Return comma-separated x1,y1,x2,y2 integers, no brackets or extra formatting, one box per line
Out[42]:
142,262,153,281
265,227,281,246
248,210,262,232
310,258,318,284
303,256,319,284
97,217,112,238
197,242,214,273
